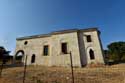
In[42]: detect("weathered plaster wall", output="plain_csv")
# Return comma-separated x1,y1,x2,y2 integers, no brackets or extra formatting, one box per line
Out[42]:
15,29,104,67
15,32,81,67
50,32,81,67
82,31,104,65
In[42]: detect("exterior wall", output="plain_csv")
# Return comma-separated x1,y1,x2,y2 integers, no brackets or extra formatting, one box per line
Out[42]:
15,37,52,65
15,32,81,67
50,32,81,67
82,31,104,65
15,29,105,67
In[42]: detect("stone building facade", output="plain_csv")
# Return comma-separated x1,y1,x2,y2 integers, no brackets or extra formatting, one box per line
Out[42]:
15,28,104,67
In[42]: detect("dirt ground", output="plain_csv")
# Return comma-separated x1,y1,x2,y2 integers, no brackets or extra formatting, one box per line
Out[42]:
0,64,125,83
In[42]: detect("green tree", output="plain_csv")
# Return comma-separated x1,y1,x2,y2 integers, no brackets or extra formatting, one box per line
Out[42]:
0,46,10,62
108,41,125,62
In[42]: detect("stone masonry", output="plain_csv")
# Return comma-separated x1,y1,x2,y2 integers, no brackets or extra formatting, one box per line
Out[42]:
15,28,105,67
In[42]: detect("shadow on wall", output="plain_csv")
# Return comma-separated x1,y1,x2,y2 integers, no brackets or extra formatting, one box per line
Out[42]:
77,32,87,67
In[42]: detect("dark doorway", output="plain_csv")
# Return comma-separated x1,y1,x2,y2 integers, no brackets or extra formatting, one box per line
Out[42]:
31,54,35,63
15,50,24,63
61,43,68,54
89,49,95,60
43,45,49,56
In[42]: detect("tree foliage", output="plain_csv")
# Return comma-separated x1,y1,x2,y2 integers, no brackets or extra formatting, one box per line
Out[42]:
0,46,10,60
107,41,125,62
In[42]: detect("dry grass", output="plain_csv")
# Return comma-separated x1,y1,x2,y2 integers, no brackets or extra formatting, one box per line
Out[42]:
0,64,125,83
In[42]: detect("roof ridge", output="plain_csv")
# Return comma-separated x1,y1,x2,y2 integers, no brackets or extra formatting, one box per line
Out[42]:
17,27,99,40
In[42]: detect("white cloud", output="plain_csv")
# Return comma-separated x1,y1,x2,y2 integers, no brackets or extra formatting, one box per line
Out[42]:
1,39,7,44
0,39,8,48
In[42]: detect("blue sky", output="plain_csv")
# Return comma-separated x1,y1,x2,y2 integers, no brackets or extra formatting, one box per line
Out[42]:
0,0,125,54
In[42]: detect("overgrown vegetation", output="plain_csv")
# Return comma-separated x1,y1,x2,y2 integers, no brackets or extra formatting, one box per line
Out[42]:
0,65,125,83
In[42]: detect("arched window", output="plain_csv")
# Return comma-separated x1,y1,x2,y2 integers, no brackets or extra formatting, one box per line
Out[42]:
31,54,35,63
89,49,95,60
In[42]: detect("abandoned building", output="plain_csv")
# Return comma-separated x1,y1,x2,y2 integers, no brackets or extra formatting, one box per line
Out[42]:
14,28,104,67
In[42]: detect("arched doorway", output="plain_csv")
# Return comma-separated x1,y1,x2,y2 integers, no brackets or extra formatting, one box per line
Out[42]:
89,49,95,60
15,50,25,63
31,54,35,63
